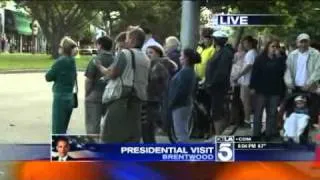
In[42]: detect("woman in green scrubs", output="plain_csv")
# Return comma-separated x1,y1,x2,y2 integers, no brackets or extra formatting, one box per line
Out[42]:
45,37,78,134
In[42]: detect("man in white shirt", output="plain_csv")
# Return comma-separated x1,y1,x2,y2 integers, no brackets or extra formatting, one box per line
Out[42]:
141,27,164,54
233,36,258,126
295,49,308,87
52,137,74,161
284,33,320,128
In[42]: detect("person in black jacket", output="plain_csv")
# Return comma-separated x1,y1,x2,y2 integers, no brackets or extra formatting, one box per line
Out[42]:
250,39,286,141
205,31,234,135
169,48,201,142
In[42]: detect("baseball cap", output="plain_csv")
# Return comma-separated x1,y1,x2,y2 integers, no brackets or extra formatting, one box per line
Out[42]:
297,33,310,42
212,31,228,38
294,95,307,102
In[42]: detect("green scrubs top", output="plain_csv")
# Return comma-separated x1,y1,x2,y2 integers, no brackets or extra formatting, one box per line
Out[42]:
45,55,77,134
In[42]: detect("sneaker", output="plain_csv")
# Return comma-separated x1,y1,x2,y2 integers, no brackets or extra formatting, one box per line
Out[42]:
293,136,300,144
313,124,320,129
244,119,251,124
283,136,289,142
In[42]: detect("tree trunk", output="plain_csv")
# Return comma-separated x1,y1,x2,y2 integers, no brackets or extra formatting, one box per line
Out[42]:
234,27,245,49
51,38,59,59
32,35,36,54
51,31,64,59
109,19,113,37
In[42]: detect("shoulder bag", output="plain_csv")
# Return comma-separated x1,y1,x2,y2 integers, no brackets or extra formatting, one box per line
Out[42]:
102,49,136,104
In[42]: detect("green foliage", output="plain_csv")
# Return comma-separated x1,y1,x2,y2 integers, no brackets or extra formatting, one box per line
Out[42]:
107,1,182,43
15,0,100,58
206,0,320,45
78,28,95,46
262,0,320,43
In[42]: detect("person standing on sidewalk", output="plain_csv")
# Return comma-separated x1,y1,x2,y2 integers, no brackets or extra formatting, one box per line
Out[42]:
114,32,127,54
141,26,164,55
1,34,7,52
195,27,215,82
45,36,78,134
143,57,169,142
84,36,114,135
164,36,181,70
230,43,246,126
233,36,258,127
250,39,286,141
284,33,320,126
169,48,200,142
205,31,234,135
96,27,150,143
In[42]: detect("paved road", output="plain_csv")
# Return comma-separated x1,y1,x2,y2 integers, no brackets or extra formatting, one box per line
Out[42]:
0,73,173,143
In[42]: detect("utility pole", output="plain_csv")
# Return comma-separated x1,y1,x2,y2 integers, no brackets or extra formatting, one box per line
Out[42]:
180,0,200,50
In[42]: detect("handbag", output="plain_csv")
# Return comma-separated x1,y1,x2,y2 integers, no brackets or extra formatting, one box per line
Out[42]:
102,49,136,104
73,74,78,108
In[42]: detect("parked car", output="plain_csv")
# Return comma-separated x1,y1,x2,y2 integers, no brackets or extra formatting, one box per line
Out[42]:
79,45,97,55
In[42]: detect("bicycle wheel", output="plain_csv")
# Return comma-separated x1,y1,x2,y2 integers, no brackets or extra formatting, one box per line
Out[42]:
168,107,196,143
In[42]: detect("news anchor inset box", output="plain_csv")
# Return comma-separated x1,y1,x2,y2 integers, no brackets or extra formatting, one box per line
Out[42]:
51,135,100,162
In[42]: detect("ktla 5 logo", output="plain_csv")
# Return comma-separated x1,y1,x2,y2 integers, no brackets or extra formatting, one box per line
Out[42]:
216,143,234,162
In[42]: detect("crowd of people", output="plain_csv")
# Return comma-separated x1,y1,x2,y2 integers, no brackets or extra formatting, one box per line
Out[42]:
45,25,320,144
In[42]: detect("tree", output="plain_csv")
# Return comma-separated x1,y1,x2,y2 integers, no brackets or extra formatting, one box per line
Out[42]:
204,0,274,47
89,1,131,37
204,0,320,47
268,0,320,43
100,1,182,43
17,0,99,58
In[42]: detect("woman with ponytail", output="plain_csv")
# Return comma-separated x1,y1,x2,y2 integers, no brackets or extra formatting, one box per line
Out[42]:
168,48,201,142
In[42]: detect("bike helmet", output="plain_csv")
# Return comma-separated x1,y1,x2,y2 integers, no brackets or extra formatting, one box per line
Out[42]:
212,30,228,46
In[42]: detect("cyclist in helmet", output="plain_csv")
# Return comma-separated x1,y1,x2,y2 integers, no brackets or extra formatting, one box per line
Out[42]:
205,30,234,135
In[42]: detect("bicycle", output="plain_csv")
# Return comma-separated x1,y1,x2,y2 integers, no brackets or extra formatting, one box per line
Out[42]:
167,83,234,143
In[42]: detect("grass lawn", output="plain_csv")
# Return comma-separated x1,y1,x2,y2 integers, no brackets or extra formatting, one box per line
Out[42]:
0,53,92,71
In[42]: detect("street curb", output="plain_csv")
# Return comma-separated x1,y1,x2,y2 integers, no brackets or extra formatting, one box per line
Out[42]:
0,69,85,74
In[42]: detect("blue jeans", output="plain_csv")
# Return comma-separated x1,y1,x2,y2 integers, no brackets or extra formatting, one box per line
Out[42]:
172,105,192,142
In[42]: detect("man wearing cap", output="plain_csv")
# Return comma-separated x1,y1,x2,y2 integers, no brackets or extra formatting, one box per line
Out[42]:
284,33,320,125
205,30,234,135
195,27,215,81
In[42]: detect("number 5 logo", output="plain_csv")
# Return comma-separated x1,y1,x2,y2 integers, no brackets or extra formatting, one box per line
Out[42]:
217,143,234,161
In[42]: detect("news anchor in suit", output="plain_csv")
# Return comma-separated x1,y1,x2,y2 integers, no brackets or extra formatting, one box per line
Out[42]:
51,137,74,162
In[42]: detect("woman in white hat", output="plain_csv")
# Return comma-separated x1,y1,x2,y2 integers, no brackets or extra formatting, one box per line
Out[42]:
45,36,78,134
